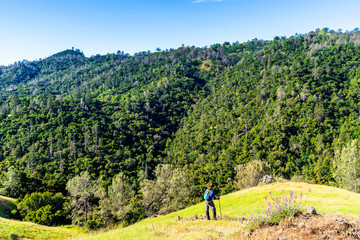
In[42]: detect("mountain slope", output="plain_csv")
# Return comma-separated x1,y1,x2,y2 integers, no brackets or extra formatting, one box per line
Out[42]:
0,40,265,195
168,30,360,196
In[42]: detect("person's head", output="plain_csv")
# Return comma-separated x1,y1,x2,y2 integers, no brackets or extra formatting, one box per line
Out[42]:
207,184,214,189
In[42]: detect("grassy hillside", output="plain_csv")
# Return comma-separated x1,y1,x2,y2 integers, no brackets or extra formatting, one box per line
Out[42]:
77,181,360,240
0,195,16,218
1,181,359,239
0,195,83,240
0,218,84,240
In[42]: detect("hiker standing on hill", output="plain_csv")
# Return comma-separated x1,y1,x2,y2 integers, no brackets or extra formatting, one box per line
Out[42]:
204,184,220,220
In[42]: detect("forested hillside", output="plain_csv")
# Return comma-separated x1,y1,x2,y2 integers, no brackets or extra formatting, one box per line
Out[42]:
168,29,360,194
0,28,360,228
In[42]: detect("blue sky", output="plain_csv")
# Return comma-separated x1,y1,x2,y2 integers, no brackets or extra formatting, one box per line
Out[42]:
0,0,359,65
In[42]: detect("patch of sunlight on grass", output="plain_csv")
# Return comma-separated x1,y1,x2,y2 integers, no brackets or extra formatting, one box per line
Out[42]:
0,195,16,203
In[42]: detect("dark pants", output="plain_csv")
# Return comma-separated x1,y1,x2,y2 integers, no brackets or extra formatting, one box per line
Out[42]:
205,200,216,220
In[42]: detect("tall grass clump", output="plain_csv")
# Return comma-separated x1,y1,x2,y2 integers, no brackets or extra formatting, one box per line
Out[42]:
244,189,311,229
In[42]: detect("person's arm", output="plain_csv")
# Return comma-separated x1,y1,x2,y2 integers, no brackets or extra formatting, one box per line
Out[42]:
214,191,220,200
211,190,220,200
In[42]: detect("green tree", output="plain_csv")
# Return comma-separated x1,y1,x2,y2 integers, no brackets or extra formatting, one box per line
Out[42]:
333,139,360,192
66,171,103,225
140,164,191,215
0,167,22,197
16,192,68,226
100,173,137,224
234,160,271,190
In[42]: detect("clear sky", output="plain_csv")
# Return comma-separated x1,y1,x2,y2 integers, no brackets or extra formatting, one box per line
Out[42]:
0,0,359,66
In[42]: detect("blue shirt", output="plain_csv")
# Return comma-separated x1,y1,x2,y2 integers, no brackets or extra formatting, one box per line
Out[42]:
207,189,216,200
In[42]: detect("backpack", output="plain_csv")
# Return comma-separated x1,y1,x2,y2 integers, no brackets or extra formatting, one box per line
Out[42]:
204,189,212,200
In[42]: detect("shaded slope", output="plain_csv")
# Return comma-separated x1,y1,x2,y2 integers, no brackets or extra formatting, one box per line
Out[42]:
0,195,16,218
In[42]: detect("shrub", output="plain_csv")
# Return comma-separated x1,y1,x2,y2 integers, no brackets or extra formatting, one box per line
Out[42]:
243,189,311,229
290,175,306,182
16,192,69,226
85,219,102,230
234,160,271,190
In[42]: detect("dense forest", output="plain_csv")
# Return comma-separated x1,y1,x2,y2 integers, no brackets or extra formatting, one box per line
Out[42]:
1,28,360,228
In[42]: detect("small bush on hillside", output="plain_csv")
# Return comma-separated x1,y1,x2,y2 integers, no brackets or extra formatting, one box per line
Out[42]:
290,175,306,182
15,192,69,226
243,189,311,230
85,219,102,230
234,160,271,190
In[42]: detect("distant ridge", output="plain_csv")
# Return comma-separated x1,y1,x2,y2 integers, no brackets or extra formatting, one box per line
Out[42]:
49,49,85,59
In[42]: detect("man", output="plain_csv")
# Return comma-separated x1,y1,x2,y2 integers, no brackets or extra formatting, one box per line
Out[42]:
203,183,220,220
